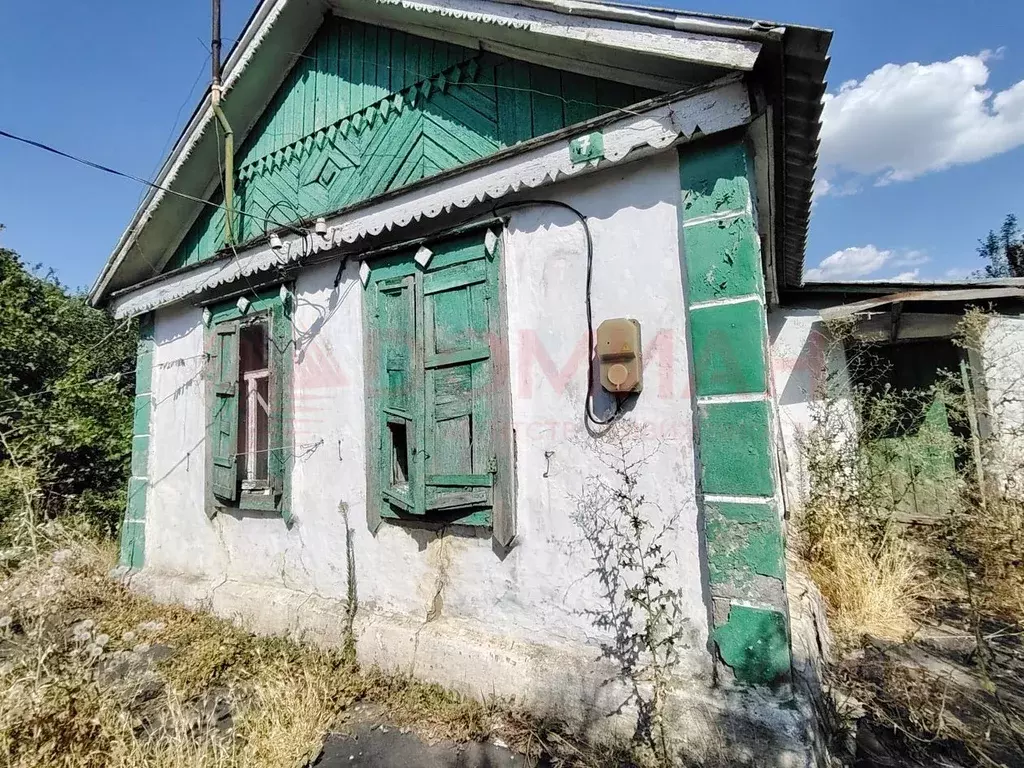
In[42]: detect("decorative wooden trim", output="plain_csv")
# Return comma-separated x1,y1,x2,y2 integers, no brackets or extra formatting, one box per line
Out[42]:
236,56,485,183
355,0,761,70
92,0,293,304
110,79,751,319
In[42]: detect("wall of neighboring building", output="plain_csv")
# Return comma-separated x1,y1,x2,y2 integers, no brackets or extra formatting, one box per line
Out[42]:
135,152,714,724
768,305,1024,507
768,308,853,509
981,315,1024,498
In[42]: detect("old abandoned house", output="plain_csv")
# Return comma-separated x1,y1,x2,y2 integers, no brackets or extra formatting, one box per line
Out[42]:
772,279,1024,519
89,0,834,761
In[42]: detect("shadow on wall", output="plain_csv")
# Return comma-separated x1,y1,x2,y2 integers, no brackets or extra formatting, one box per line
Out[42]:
771,317,832,409
559,416,825,766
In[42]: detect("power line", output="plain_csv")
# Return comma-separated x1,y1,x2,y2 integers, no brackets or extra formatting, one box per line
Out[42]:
0,128,297,234
139,52,212,209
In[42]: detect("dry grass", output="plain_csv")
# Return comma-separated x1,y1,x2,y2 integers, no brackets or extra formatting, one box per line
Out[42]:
808,531,924,645
0,521,625,768
952,497,1024,621
798,498,925,646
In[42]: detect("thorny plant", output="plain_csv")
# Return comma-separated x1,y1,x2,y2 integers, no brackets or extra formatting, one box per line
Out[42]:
570,422,690,767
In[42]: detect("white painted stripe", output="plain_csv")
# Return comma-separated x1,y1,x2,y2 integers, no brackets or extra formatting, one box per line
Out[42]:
725,598,786,612
689,294,761,311
696,392,768,405
703,493,775,505
681,208,747,228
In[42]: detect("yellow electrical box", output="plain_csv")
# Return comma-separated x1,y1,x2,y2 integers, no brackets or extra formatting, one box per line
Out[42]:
596,318,642,394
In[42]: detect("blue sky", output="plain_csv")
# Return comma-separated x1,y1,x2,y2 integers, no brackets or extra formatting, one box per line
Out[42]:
1,0,1023,289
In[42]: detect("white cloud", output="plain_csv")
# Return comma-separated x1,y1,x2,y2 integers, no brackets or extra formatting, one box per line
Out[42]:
818,50,1024,191
890,270,921,282
943,266,977,280
805,245,891,280
804,245,930,281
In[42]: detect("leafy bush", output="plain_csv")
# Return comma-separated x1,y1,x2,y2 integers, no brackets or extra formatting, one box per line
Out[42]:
0,235,136,534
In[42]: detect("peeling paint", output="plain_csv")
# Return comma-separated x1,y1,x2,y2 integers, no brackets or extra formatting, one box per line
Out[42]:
713,605,789,686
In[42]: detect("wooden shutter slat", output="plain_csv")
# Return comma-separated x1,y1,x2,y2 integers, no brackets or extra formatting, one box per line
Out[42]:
423,346,490,370
375,274,424,517
211,321,240,502
426,474,493,487
422,260,487,295
422,252,495,514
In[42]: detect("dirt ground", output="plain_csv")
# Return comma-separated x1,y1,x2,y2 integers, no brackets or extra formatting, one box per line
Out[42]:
839,601,1024,768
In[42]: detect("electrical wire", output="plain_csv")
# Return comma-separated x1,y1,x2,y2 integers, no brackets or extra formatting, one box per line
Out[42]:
139,53,212,209
492,200,622,431
0,128,299,236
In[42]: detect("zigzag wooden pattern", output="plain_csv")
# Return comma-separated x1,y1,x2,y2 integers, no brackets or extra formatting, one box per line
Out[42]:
167,17,655,271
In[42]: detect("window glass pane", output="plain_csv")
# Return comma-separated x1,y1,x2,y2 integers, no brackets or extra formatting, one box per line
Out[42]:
238,320,271,485
239,322,268,371
255,376,270,481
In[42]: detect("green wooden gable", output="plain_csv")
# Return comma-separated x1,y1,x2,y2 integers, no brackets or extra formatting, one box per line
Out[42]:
166,16,657,272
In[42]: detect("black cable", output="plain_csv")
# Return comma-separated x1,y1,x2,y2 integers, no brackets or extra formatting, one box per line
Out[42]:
492,200,621,430
0,127,297,235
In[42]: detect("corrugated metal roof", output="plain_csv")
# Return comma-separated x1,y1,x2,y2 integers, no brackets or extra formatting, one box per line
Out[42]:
779,26,830,289
818,285,1024,321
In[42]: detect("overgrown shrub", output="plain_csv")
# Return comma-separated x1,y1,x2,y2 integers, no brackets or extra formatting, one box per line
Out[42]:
0,235,135,533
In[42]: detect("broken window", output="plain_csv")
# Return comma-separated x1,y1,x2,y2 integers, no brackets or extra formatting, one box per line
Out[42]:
847,336,973,521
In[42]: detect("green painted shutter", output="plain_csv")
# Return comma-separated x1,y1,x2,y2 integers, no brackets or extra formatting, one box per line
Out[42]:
267,303,289,503
421,244,495,513
374,274,424,516
211,320,240,502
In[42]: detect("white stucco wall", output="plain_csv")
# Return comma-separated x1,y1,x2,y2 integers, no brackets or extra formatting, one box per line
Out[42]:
767,307,853,509
138,153,717,727
981,315,1024,497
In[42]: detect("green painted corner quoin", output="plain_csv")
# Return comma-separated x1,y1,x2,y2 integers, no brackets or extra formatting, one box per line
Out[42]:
697,400,774,497
120,313,154,570
166,16,656,271
713,605,790,686
706,501,785,588
678,140,791,685
682,217,762,304
679,142,751,220
689,299,767,397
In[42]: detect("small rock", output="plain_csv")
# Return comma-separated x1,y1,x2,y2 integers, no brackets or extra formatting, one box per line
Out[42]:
52,549,73,564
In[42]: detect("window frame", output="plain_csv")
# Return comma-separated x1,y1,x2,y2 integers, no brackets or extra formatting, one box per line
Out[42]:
204,288,293,522
362,228,515,545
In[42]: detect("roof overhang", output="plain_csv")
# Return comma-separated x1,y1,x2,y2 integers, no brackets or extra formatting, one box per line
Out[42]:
107,78,751,318
818,284,1024,323
89,0,831,307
